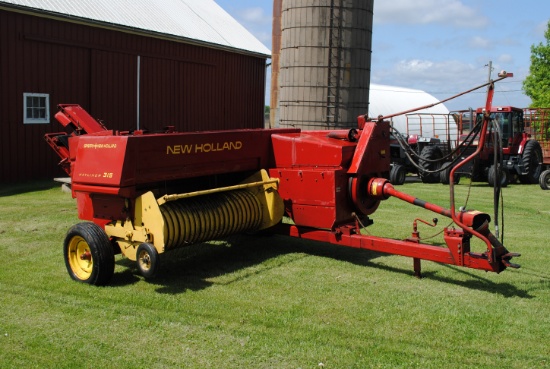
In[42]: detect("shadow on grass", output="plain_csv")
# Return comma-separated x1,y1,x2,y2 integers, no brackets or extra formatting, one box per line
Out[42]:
113,235,318,292
423,265,532,298
0,180,61,197
109,268,142,287
110,233,531,298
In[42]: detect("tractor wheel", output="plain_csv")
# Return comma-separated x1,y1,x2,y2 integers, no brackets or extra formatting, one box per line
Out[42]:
390,164,407,185
440,162,460,185
136,243,160,279
487,165,509,188
519,140,542,184
419,146,443,183
63,222,115,286
540,169,550,190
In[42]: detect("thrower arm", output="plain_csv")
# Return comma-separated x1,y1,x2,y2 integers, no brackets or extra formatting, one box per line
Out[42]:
54,104,108,134
448,72,512,251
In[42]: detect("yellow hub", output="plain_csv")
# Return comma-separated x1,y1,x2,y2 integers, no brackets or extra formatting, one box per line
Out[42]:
67,235,93,280
137,249,152,272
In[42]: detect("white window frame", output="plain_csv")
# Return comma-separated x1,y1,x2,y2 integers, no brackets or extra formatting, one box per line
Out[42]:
23,93,50,124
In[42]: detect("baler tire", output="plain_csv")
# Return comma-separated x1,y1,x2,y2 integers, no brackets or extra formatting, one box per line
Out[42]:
389,164,406,185
540,169,550,190
487,165,509,188
63,222,115,286
136,243,160,279
519,140,543,184
419,146,443,183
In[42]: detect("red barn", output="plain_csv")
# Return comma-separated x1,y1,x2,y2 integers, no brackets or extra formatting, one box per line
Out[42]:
0,0,270,182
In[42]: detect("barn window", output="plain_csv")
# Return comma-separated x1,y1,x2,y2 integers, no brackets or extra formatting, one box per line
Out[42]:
23,93,50,124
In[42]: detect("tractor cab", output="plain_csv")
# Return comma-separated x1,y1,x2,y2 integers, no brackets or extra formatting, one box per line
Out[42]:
476,106,526,155
466,106,543,185
476,106,528,157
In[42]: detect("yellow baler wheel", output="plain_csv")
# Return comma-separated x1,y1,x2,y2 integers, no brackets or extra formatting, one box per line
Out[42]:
67,235,93,280
63,222,115,286
136,242,160,279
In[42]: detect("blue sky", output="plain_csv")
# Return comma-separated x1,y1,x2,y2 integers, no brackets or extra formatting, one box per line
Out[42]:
215,0,549,112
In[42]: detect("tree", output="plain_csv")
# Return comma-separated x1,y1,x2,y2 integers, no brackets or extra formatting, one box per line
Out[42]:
523,21,550,107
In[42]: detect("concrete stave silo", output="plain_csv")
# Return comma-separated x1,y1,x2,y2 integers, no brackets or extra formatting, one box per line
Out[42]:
272,0,374,130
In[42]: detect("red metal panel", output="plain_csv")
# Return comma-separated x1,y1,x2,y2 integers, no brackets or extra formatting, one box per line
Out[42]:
139,56,215,131
0,9,268,182
271,168,339,229
347,120,391,175
68,128,299,193
271,131,356,167
71,135,129,187
0,11,91,182
0,11,15,181
91,50,137,130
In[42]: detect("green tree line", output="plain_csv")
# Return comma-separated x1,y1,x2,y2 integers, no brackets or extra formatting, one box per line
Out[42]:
523,20,550,107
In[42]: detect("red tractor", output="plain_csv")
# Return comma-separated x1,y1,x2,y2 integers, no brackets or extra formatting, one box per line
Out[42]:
389,114,458,185
456,106,543,187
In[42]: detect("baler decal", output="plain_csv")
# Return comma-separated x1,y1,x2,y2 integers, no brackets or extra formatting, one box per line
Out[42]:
78,173,104,178
166,141,242,155
83,143,117,149
166,144,193,154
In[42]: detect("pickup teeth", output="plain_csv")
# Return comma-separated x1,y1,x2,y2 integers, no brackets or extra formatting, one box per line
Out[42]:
160,190,262,249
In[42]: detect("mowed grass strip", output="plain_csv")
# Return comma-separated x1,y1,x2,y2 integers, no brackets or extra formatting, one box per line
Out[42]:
0,180,548,369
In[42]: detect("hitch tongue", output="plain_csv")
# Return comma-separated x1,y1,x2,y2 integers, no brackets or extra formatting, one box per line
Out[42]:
474,219,521,269
501,252,521,269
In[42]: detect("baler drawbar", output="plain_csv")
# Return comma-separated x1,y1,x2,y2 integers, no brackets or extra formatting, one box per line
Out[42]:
45,85,520,285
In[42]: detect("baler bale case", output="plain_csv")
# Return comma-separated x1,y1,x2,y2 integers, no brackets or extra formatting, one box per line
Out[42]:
45,81,520,286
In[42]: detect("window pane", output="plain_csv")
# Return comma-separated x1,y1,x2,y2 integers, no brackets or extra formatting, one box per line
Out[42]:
23,93,49,123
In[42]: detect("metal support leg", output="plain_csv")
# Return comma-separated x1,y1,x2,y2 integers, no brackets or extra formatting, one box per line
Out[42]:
414,258,422,278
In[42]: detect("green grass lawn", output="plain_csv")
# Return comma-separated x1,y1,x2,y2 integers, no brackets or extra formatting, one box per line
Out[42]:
0,180,548,368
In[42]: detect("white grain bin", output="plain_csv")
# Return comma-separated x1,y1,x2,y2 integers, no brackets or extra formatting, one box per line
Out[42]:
369,83,455,142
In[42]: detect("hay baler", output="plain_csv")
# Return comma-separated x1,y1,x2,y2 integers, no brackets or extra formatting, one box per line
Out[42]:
45,102,520,286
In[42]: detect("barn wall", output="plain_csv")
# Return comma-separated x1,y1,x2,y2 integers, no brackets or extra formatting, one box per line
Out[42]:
0,9,267,182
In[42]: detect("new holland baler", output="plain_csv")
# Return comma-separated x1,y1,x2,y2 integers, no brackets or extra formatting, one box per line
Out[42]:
45,95,520,286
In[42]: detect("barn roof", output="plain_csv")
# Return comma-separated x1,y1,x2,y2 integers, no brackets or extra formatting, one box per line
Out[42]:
0,0,271,57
